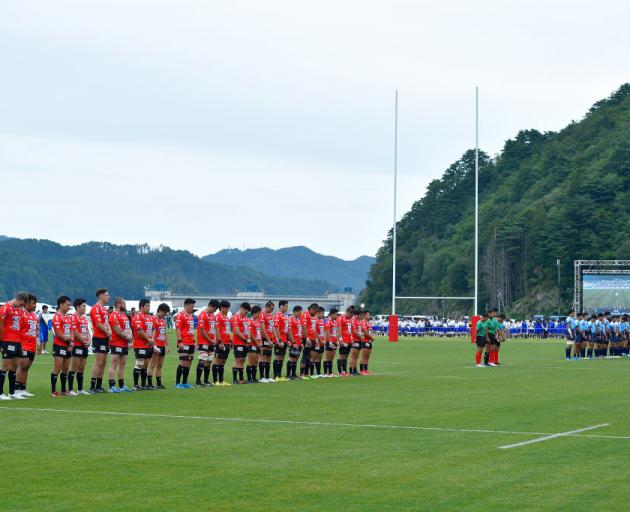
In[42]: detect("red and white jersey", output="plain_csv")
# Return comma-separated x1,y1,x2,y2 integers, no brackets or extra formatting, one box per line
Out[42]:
133,312,155,349
339,314,353,343
72,314,90,346
326,317,339,342
274,312,289,342
262,311,275,342
230,313,247,346
301,310,317,340
351,317,362,342
0,302,23,342
155,316,167,347
316,318,326,341
90,302,110,338
289,315,303,345
216,312,232,344
109,310,131,348
197,310,217,344
251,317,263,344
175,311,195,345
20,310,39,352
361,319,372,341
53,312,73,347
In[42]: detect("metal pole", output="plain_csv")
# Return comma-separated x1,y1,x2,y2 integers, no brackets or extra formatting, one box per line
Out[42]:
557,259,561,316
392,90,398,315
474,86,479,316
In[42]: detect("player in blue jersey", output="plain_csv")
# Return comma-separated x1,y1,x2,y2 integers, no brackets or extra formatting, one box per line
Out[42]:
564,310,576,360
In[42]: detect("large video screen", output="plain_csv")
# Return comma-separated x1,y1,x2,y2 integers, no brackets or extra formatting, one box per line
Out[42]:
583,274,630,313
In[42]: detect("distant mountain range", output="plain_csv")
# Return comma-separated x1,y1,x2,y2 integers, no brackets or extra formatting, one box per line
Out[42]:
203,246,375,293
0,238,340,303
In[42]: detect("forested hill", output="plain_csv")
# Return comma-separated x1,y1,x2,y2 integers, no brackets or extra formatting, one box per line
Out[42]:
0,239,335,303
204,246,374,292
362,84,630,316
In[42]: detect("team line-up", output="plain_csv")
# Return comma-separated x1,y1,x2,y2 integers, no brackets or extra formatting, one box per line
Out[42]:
0,289,376,399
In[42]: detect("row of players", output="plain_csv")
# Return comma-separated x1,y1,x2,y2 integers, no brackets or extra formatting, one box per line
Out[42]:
0,290,375,398
564,310,630,359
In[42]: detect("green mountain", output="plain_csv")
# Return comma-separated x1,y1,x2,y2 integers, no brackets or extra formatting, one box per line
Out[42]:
204,246,374,292
0,238,336,303
362,84,630,316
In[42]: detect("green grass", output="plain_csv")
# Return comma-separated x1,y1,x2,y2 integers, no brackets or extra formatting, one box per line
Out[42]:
2,335,629,511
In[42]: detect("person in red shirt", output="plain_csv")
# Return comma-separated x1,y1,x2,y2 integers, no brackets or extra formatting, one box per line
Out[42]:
51,295,74,397
272,300,289,381
15,293,39,398
309,306,326,378
359,310,375,375
132,299,156,390
68,298,91,395
175,298,196,389
247,306,265,383
195,299,219,387
89,288,111,393
107,297,133,392
258,301,275,382
230,302,251,384
337,306,354,376
323,307,340,377
300,303,319,377
148,303,171,389
348,309,364,376
212,300,232,385
0,291,28,400
287,305,304,380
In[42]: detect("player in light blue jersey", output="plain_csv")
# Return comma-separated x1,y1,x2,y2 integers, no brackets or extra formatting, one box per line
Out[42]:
620,315,629,357
564,310,577,360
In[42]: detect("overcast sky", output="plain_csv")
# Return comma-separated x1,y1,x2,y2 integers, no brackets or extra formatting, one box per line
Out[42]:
1,1,628,260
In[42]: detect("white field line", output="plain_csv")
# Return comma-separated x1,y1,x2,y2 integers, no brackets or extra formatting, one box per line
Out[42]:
1,406,625,442
498,423,609,449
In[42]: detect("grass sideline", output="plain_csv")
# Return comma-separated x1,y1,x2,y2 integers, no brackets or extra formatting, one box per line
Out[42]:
2,335,630,511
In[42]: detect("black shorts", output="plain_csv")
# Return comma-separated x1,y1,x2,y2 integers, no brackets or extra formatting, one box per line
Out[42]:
475,336,486,348
249,344,261,354
325,342,338,351
92,337,110,354
262,348,273,357
155,346,166,357
21,350,36,361
110,345,129,356
300,347,311,363
361,342,373,350
178,345,195,355
488,333,498,346
302,338,312,349
2,341,21,359
233,345,247,359
53,345,72,359
197,344,212,353
134,347,154,359
311,346,325,354
289,345,301,358
339,343,351,355
71,346,89,358
351,341,361,350
214,344,231,359
274,343,287,356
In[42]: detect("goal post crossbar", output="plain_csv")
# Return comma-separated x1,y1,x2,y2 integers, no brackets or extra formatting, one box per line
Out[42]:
395,296,475,300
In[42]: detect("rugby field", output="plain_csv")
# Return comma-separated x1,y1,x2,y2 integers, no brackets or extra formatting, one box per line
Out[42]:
2,336,629,511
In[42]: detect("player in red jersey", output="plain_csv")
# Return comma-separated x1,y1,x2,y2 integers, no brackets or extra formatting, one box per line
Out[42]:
89,288,111,393
51,295,74,397
212,300,232,386
287,305,304,380
68,298,91,395
323,307,340,377
348,309,364,376
148,303,171,389
175,298,196,389
307,306,325,378
337,306,354,376
272,300,289,381
300,303,319,377
247,305,265,383
359,310,375,375
258,301,275,382
0,291,28,400
132,299,156,390
230,302,251,384
107,297,133,392
195,299,219,387
15,294,39,398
